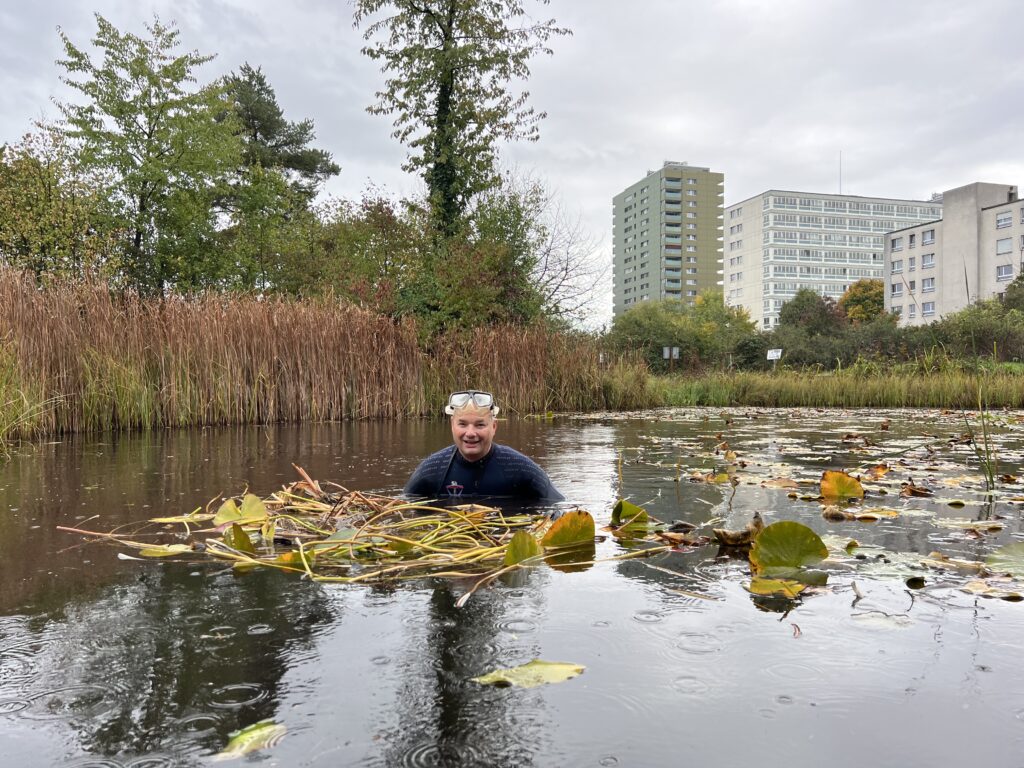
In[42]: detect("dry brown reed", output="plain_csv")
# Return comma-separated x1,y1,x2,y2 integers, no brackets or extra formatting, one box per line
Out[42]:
0,268,649,437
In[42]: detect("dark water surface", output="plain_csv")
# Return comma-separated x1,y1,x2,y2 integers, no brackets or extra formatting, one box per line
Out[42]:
2,409,1024,767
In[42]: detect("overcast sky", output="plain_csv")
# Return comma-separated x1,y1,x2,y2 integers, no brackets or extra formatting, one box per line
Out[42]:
2,0,1022,326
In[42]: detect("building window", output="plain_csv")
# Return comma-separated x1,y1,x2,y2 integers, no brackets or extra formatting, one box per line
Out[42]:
922,253,935,268
687,178,697,184
923,301,935,316
890,283,903,297
922,229,935,244
908,304,916,319
893,305,902,317
891,236,904,251
891,260,903,274
908,256,916,271
922,277,935,292
908,280,916,292
686,247,696,253
996,238,1013,255
997,264,1014,282
909,233,917,248
996,211,1013,229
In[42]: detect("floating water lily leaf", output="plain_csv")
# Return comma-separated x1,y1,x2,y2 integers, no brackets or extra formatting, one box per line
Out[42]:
472,659,585,688
239,493,269,522
504,530,543,566
750,521,827,574
611,499,648,527
224,523,256,554
213,719,286,761
746,577,805,599
541,510,595,549
986,543,1024,577
820,470,864,502
213,498,241,527
138,543,193,558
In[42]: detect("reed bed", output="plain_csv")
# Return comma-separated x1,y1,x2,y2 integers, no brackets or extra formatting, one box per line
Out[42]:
655,371,1024,409
0,268,652,440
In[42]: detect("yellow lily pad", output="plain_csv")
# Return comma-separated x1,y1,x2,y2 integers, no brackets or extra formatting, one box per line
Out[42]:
820,470,864,502
746,577,805,599
213,719,286,761
540,510,595,549
472,659,585,688
138,544,193,558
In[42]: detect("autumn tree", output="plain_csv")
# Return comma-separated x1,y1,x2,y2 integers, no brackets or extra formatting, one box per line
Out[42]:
353,0,570,237
839,279,886,324
0,125,118,278
57,15,241,294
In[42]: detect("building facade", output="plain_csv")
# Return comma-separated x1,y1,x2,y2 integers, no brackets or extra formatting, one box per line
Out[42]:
883,182,1022,325
724,191,942,329
612,161,724,317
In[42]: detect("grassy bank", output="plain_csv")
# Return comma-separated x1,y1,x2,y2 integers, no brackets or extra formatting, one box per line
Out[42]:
0,269,656,442
652,370,1024,409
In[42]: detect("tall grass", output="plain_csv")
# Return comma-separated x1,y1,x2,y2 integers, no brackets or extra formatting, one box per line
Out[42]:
655,370,1024,409
0,268,652,441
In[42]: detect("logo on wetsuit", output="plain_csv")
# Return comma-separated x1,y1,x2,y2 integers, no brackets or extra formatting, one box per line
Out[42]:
445,481,464,497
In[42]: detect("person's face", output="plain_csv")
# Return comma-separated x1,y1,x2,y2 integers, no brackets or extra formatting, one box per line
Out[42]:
450,408,497,461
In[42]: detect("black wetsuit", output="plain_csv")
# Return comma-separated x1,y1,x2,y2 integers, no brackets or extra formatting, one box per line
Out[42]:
404,444,564,501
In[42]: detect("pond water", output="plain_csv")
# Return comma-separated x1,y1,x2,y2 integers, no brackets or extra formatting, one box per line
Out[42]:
2,408,1024,767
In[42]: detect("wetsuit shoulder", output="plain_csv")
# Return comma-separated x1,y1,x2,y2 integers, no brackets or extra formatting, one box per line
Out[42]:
491,444,565,501
404,445,457,496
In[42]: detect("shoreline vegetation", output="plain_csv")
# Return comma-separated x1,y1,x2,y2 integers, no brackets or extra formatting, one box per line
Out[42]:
2,270,1023,449
652,370,1024,410
0,269,652,446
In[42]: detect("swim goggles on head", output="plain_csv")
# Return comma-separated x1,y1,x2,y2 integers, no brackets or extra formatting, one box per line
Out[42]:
445,390,495,415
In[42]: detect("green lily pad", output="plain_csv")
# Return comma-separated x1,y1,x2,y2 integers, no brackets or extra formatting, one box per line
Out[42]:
213,719,286,761
611,499,648,527
224,523,256,554
750,521,827,574
240,493,269,521
504,530,543,566
986,542,1024,577
472,659,585,688
541,510,595,549
213,498,241,527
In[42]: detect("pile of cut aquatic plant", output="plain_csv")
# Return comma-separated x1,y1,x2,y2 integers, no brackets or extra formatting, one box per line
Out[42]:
58,467,616,603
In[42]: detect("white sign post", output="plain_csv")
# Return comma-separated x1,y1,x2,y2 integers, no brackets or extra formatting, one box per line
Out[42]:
767,348,782,370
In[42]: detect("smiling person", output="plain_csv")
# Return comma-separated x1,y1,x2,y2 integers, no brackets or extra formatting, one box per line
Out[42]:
404,390,564,501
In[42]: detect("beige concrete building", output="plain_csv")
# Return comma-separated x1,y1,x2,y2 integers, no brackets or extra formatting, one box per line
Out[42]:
612,161,724,317
724,191,942,329
884,182,1022,325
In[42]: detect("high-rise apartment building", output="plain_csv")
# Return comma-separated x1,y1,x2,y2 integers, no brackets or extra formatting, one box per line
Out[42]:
724,191,942,329
612,161,724,317
884,182,1021,325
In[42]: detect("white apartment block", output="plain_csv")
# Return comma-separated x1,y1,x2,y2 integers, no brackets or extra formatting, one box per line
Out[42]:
724,191,941,329
612,161,724,317
884,182,1022,325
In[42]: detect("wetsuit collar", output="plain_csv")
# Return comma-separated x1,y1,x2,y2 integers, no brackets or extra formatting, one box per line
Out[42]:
453,444,495,467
